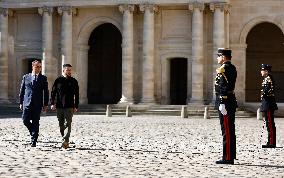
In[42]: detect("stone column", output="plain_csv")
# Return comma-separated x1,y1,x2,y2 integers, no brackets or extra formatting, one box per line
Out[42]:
119,5,135,104
189,3,205,103
225,7,230,48
58,6,74,69
231,43,247,105
139,4,158,104
76,44,89,104
0,8,9,102
210,3,229,101
38,7,54,90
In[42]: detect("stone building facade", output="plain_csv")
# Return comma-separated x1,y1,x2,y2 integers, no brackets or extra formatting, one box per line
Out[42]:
0,0,283,106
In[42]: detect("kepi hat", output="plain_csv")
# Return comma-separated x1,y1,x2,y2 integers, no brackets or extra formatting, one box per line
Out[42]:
261,64,272,71
217,48,232,57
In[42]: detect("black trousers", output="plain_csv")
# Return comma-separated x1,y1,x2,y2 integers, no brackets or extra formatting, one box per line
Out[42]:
263,110,276,145
218,111,236,161
22,107,41,143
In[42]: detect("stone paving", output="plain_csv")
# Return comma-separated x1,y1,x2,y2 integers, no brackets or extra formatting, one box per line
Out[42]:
0,115,284,177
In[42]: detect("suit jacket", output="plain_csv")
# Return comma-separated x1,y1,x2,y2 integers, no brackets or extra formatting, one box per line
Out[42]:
19,73,49,110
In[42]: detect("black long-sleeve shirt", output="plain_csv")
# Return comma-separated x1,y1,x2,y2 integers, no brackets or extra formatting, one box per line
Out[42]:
51,76,79,109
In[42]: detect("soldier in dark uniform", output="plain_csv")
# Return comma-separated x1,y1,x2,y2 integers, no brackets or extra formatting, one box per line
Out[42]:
215,48,238,165
260,64,278,148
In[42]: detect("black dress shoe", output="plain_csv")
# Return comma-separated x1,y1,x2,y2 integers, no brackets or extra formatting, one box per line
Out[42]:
31,142,36,147
262,144,276,148
216,160,234,165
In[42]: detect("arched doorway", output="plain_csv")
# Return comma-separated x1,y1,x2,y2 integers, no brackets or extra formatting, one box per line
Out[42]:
88,23,122,104
246,22,284,102
170,58,188,105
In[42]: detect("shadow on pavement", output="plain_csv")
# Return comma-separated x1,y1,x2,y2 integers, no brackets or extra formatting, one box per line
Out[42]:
0,114,22,119
236,163,284,168
0,113,57,119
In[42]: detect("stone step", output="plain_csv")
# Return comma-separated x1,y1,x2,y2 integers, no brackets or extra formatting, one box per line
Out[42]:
79,104,216,110
77,109,254,117
0,104,256,118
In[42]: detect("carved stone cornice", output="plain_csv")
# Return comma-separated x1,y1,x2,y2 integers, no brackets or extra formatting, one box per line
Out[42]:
188,2,205,12
119,4,135,14
210,3,230,14
58,6,77,16
139,4,158,13
38,6,54,16
0,8,8,16
0,8,13,17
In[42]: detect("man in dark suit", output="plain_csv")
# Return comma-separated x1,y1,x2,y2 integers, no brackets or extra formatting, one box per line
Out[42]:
260,64,278,148
19,60,49,147
215,48,238,165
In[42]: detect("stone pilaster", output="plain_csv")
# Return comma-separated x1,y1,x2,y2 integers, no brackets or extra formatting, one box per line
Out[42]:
139,4,158,104
210,3,229,102
189,3,205,104
119,4,135,104
58,6,75,69
38,7,54,91
231,43,247,105
76,44,89,104
225,6,231,48
0,8,9,102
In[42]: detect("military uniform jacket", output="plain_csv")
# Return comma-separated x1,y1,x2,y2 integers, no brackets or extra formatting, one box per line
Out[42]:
260,74,278,112
215,61,238,112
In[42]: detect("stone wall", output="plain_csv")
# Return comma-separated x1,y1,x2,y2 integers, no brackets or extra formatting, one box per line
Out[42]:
1,0,284,106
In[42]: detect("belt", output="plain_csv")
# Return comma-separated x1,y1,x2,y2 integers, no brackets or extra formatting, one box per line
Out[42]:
216,91,235,95
227,91,234,94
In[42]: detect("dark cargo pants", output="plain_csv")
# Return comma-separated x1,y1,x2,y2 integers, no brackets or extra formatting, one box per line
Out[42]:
57,108,73,142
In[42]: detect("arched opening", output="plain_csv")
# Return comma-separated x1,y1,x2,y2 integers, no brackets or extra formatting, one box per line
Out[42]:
246,22,284,102
87,23,122,104
170,58,187,105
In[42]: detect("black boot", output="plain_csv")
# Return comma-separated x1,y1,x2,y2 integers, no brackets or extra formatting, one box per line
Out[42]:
262,144,276,148
215,160,234,165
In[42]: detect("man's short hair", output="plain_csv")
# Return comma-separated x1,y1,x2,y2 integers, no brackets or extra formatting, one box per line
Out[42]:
32,60,41,66
63,64,72,68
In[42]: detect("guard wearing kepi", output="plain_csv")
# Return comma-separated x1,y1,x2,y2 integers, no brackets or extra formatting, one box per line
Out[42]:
215,48,238,165
260,64,278,148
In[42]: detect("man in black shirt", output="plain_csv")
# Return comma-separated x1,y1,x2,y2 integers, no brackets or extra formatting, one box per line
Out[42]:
215,48,238,165
51,64,79,149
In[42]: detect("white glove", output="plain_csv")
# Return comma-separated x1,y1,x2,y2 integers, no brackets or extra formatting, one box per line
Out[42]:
51,105,56,111
219,104,227,115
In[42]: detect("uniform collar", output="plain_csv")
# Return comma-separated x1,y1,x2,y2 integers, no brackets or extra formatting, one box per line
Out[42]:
223,61,231,65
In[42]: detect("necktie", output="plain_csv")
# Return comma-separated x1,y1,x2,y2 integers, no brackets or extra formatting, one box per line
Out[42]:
33,75,37,85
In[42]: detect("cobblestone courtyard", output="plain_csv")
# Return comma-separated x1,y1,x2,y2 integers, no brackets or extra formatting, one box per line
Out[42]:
0,115,284,177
